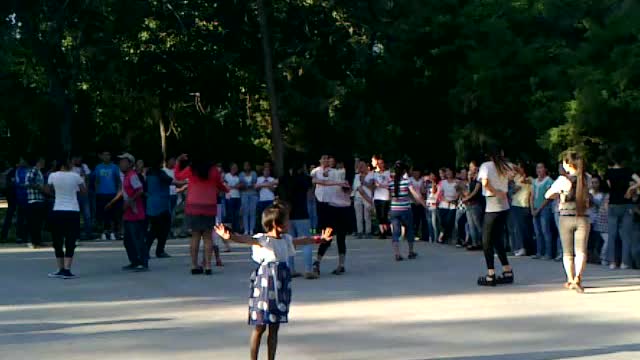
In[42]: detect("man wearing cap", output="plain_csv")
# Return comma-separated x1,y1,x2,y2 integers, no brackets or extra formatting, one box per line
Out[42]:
118,153,149,271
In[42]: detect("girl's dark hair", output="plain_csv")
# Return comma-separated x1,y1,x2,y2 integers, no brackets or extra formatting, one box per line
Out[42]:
190,155,214,180
393,161,408,198
261,202,290,232
487,146,511,177
591,174,609,193
56,158,71,171
564,151,588,216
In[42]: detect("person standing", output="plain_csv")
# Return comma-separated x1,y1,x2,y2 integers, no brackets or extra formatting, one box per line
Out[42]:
477,147,514,287
437,168,459,244
463,164,484,251
146,155,184,258
510,162,533,256
94,151,121,241
279,163,317,279
425,173,439,243
545,151,591,293
372,155,392,239
0,162,18,242
352,160,374,238
71,155,92,239
175,153,228,275
224,163,242,233
256,167,278,233
163,157,179,237
240,162,258,235
116,153,149,272
531,163,554,260
410,169,427,241
389,161,426,261
25,157,47,248
13,159,30,243
590,176,610,266
605,148,639,270
46,159,86,279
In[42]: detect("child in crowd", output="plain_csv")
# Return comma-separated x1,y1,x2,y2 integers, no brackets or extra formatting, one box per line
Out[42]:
214,203,333,360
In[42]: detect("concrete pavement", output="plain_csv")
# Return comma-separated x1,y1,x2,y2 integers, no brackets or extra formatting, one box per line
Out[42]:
0,238,639,360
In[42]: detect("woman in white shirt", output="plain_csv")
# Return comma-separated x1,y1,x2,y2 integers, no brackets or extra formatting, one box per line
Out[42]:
255,167,278,232
477,148,514,287
372,155,392,239
545,151,590,293
45,159,87,279
437,168,459,243
224,163,242,232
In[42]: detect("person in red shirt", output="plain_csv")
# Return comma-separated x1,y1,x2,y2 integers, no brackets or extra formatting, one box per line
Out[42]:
175,154,229,275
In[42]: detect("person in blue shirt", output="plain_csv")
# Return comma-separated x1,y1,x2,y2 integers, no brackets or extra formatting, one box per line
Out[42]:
94,151,121,241
13,158,30,243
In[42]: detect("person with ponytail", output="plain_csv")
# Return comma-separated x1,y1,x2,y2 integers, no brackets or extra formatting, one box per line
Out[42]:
477,147,514,286
388,161,427,261
545,151,591,293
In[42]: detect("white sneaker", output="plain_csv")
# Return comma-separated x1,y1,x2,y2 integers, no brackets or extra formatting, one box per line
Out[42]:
514,249,526,257
609,264,618,270
620,264,630,270
110,233,117,241
101,233,108,241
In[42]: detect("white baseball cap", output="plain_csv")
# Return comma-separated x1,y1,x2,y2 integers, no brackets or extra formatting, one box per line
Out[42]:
118,153,135,163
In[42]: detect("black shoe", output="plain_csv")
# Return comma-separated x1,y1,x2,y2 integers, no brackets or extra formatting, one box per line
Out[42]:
395,255,404,262
48,270,65,279
312,261,320,276
408,252,418,260
477,274,497,287
134,265,149,272
156,252,171,259
331,267,345,275
378,234,387,240
62,269,78,279
204,269,213,276
497,270,514,285
191,267,204,275
122,264,137,271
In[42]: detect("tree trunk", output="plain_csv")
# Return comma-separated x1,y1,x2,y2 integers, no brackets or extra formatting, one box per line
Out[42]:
154,108,167,162
257,0,284,177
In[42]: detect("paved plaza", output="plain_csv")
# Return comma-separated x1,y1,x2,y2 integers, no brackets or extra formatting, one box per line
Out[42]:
1,238,639,360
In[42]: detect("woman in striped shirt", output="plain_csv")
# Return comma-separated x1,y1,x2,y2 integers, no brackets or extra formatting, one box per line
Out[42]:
389,161,427,261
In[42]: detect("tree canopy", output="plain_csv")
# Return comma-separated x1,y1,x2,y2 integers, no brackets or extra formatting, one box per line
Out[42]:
2,0,639,172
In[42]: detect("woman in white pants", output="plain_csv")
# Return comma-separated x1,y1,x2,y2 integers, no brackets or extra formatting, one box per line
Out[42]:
352,161,374,238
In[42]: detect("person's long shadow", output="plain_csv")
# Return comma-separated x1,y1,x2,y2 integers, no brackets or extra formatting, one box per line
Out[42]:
0,317,172,335
419,343,640,360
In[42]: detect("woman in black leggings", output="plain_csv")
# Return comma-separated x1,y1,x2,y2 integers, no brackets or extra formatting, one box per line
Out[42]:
45,159,87,279
477,148,514,286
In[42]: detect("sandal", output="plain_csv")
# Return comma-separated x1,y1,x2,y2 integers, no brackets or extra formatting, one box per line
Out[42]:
563,282,572,289
572,276,584,294
331,267,345,275
395,255,404,262
477,273,497,287
497,270,514,285
191,267,204,275
312,261,321,276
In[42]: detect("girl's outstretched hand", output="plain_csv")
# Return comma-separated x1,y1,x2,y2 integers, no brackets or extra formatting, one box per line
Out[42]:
214,224,230,240
320,228,333,241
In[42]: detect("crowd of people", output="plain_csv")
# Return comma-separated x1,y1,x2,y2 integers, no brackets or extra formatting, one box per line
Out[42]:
1,146,640,358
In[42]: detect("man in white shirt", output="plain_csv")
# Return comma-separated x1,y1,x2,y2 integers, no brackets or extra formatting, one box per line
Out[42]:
352,161,374,237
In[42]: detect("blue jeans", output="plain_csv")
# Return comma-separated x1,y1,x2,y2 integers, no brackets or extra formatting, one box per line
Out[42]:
77,194,92,235
511,206,532,252
466,204,483,246
307,198,318,230
289,219,313,273
225,197,242,232
608,204,634,266
256,200,274,233
241,192,258,234
124,220,148,267
425,208,438,242
533,206,554,257
390,210,414,243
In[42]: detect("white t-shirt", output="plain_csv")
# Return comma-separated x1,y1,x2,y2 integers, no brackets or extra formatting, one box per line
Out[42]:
48,171,84,211
311,167,337,203
257,176,276,201
478,161,511,212
224,173,241,198
373,170,391,201
352,172,374,200
163,168,176,195
251,234,296,264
